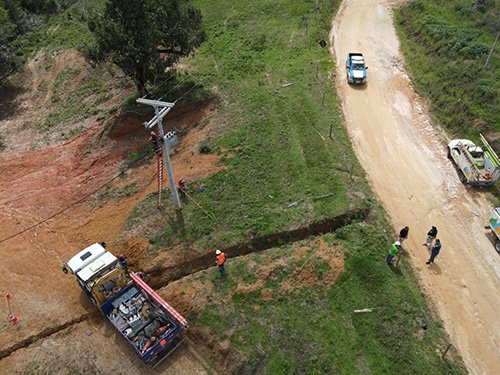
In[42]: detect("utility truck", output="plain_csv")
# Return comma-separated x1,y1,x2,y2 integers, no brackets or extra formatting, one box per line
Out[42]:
62,243,187,366
346,53,368,85
488,208,500,253
447,134,500,187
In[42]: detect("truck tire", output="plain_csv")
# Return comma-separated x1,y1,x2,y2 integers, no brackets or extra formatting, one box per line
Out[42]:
459,172,466,183
495,240,500,254
346,73,352,84
447,147,452,159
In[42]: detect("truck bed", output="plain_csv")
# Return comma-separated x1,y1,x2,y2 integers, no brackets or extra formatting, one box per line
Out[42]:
100,273,187,363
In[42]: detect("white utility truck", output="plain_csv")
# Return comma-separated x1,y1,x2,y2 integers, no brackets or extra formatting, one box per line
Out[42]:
447,134,500,186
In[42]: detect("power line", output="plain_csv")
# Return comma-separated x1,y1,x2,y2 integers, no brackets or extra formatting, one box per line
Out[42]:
1,77,200,244
0,152,150,245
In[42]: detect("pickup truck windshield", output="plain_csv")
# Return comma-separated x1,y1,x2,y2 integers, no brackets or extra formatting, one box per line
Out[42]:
352,63,364,70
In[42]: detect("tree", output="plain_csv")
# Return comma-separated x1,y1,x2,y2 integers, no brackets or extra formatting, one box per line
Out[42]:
87,0,205,96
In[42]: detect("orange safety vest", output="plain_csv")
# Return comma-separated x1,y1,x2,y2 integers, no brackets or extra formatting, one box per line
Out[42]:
216,253,226,266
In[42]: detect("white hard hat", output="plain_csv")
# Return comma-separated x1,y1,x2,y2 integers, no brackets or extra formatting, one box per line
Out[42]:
395,241,401,246
215,249,221,255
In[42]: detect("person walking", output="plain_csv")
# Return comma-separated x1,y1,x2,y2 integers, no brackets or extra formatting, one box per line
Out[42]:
386,241,401,266
423,226,438,250
426,239,442,265
399,226,409,243
215,249,227,276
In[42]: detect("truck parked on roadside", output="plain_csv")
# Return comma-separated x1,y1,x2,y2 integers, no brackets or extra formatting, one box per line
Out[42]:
488,208,500,253
62,243,187,366
346,53,368,85
447,134,500,187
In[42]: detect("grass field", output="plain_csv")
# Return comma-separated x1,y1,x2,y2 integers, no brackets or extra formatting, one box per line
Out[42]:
188,225,465,373
157,0,464,372
395,0,499,141
155,0,374,249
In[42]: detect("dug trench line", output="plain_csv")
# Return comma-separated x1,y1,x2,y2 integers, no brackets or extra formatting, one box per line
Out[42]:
146,206,370,289
0,312,93,360
0,207,369,361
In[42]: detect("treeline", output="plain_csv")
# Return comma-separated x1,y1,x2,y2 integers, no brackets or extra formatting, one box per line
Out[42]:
0,0,77,79
396,0,499,138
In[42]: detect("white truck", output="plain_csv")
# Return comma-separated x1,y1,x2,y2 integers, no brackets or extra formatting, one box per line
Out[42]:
447,134,500,186
62,243,187,365
488,208,500,253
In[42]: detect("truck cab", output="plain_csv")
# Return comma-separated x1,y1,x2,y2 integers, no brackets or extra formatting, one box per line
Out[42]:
346,53,368,84
64,243,128,306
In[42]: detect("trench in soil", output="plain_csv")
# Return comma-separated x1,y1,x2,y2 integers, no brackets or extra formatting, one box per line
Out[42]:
0,206,369,360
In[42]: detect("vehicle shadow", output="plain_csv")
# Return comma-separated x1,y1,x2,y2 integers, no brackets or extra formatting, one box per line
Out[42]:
348,83,368,91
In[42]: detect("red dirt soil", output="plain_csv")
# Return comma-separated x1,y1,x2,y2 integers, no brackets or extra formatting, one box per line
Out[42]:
0,51,221,374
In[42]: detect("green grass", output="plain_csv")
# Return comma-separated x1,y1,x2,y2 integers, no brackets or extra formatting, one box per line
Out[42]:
43,63,124,132
193,226,465,374
395,0,499,141
143,0,372,250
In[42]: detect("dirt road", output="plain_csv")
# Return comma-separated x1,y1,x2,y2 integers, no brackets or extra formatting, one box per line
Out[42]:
331,0,499,373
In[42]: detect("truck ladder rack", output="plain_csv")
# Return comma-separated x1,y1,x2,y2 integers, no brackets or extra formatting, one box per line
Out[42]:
479,133,500,167
457,142,481,182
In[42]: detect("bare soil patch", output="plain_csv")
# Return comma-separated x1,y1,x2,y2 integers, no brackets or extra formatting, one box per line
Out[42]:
0,52,221,373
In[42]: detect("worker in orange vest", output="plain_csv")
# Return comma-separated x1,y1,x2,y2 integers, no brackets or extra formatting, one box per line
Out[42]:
215,249,227,276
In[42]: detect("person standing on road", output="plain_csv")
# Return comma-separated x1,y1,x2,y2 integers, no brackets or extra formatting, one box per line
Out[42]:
215,249,227,276
426,239,442,265
399,226,409,244
386,241,401,266
423,226,438,250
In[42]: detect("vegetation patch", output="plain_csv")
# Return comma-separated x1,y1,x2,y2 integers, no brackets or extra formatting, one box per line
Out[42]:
140,0,373,250
395,0,499,140
164,227,465,374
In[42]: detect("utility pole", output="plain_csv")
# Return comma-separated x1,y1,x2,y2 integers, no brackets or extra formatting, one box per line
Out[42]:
137,98,181,209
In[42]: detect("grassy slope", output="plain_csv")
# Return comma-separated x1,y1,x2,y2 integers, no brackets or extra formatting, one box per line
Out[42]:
161,0,373,249
167,0,464,373
193,226,465,374
395,0,499,141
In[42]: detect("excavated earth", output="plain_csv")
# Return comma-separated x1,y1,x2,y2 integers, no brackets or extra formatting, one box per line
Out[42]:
0,51,221,374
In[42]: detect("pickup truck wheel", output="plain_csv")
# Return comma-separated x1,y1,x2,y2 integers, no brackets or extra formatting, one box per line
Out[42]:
447,147,452,159
495,240,500,254
459,172,467,184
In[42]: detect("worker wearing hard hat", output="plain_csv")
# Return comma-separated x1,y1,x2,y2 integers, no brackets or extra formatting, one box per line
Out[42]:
215,249,227,276
386,241,401,266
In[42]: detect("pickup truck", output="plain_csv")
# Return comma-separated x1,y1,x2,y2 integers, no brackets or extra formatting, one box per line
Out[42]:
346,53,368,85
62,243,187,366
447,134,500,186
488,208,500,253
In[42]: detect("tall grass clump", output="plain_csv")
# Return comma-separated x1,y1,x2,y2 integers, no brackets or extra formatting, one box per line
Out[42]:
396,0,499,140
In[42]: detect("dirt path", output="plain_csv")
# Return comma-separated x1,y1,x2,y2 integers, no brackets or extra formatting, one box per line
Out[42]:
331,1,499,373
